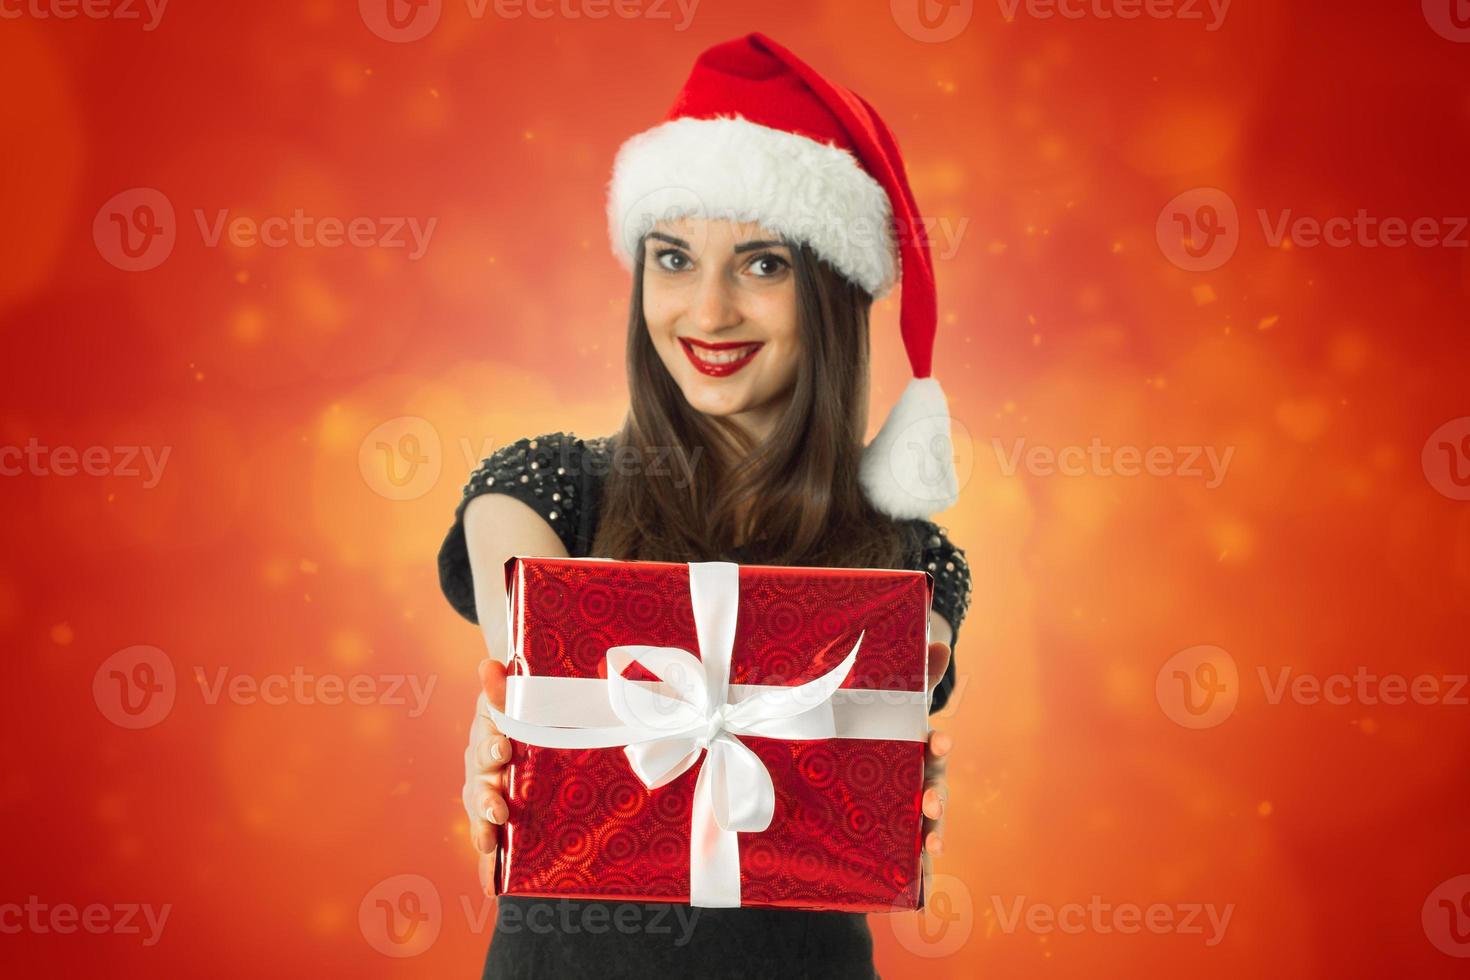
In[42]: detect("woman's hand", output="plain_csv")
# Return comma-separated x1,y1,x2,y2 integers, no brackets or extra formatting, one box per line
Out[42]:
463,658,513,856
921,641,953,887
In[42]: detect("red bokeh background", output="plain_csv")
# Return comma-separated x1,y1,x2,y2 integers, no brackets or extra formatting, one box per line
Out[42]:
4,1,1470,976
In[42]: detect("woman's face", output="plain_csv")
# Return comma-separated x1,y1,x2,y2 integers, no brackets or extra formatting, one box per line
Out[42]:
641,217,802,441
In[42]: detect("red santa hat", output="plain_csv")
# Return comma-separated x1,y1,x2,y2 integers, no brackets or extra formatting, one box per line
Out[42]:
605,31,960,520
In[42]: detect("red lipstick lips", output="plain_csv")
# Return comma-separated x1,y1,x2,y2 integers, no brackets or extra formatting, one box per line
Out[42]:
679,337,764,378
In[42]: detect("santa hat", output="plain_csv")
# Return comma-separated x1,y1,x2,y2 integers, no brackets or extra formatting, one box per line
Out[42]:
605,31,960,520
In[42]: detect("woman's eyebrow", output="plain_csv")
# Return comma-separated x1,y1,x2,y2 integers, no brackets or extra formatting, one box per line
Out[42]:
733,239,787,254
644,232,787,252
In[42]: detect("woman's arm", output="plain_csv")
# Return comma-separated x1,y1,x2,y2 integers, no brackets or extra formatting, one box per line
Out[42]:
461,492,569,857
462,492,570,662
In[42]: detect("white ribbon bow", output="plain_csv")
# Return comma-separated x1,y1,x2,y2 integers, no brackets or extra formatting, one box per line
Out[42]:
488,561,865,908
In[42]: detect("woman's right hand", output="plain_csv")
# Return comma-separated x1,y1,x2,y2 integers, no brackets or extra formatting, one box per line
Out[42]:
463,658,513,855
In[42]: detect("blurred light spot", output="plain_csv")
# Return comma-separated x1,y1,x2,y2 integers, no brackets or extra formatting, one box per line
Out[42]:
1212,521,1256,563
50,623,74,646
1124,99,1239,176
1371,445,1398,470
98,794,126,822
1275,398,1329,442
331,630,369,667
1104,661,1142,711
262,558,291,587
0,27,84,316
317,402,365,451
1329,333,1370,375
289,277,346,332
331,62,367,96
233,306,265,345
310,901,346,935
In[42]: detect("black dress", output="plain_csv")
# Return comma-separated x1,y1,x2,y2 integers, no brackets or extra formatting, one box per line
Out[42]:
437,432,974,980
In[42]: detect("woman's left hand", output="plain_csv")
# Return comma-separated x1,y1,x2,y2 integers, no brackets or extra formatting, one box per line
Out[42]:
921,641,953,886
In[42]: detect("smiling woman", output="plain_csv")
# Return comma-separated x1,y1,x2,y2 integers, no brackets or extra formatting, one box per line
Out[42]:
438,31,973,980
639,220,802,470
597,219,895,564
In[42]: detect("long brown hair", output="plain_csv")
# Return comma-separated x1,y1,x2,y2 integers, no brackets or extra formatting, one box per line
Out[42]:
590,235,907,569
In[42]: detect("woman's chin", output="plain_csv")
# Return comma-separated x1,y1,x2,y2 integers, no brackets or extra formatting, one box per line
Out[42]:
679,382,753,418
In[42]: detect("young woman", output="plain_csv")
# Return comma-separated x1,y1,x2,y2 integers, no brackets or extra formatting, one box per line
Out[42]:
438,33,973,980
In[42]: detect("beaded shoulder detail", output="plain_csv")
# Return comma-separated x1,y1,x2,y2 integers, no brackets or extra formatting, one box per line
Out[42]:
459,432,589,555
906,519,973,636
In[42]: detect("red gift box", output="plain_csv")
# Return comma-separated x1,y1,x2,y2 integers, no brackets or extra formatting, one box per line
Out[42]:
488,556,934,912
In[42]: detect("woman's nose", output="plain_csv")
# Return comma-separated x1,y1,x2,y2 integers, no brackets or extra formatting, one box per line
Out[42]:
691,271,740,333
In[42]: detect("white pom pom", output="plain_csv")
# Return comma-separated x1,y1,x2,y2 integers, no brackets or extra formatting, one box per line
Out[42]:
859,378,960,519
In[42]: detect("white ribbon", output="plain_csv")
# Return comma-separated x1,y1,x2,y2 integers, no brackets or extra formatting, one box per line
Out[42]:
488,561,884,908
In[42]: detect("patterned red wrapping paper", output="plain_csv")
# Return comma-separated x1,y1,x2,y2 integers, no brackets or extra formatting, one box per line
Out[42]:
491,556,935,912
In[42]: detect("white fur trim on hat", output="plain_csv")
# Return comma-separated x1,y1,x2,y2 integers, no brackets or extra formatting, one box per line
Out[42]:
859,377,960,519
607,115,898,297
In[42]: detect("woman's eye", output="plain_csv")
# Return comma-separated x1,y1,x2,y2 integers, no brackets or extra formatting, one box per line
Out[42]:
748,253,790,277
654,249,690,272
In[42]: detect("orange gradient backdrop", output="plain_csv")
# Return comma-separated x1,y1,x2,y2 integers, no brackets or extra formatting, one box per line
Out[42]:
4,2,1470,977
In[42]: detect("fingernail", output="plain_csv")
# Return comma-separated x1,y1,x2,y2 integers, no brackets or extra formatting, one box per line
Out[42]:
485,806,500,825
490,740,504,762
